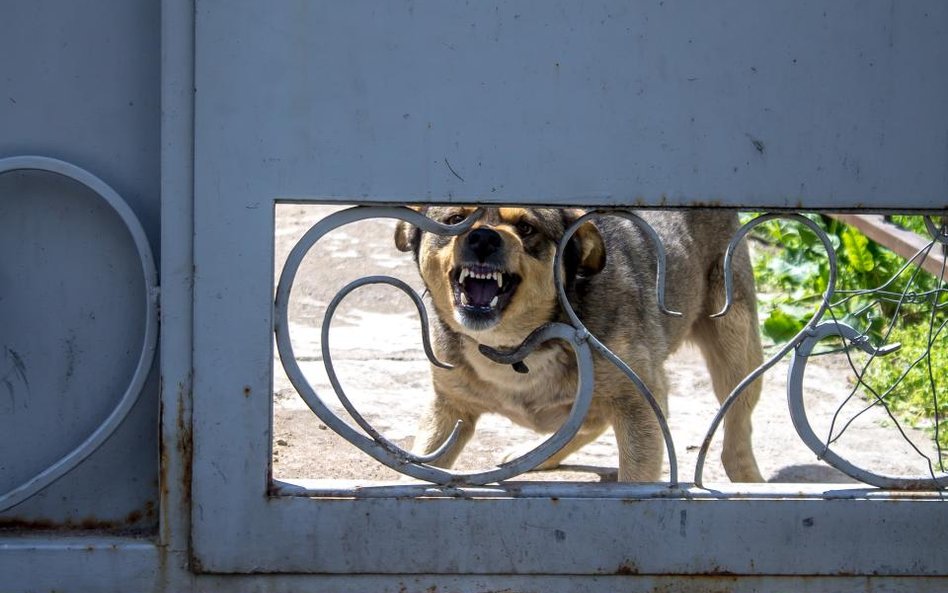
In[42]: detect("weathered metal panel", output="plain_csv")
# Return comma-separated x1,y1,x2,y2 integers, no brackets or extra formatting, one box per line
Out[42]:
187,575,948,593
0,0,161,529
159,0,198,571
4,0,945,591
0,1,162,239
191,486,948,576
3,541,948,593
0,537,166,593
190,0,948,582
194,0,948,209
0,158,160,527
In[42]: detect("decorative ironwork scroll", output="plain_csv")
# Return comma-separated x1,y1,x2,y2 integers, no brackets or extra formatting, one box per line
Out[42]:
274,206,948,489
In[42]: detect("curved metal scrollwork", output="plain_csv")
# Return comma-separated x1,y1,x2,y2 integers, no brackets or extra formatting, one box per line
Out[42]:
694,213,838,486
275,206,948,489
0,156,159,512
274,206,600,486
696,212,948,488
787,321,948,490
553,210,681,485
924,215,948,246
321,275,460,465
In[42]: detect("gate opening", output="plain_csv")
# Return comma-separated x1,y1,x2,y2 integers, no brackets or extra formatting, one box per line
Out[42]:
270,203,947,490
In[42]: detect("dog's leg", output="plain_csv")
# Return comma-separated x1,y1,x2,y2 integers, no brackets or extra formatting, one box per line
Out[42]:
694,320,764,482
611,375,668,482
693,253,765,483
501,419,608,470
412,397,479,468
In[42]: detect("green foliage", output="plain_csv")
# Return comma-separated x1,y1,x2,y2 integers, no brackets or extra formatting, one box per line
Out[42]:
862,318,948,455
747,213,948,459
840,225,874,273
889,214,937,236
746,214,944,345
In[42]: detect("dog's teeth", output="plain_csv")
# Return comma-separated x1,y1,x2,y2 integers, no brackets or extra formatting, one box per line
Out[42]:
494,272,503,288
490,296,498,308
459,269,469,284
460,293,469,306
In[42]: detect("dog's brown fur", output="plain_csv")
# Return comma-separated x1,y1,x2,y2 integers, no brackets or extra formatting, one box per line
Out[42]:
395,207,763,482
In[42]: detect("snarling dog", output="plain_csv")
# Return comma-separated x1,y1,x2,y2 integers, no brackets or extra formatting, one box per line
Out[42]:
394,207,763,482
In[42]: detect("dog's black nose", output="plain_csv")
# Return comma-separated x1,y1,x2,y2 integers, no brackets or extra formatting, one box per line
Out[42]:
466,228,502,261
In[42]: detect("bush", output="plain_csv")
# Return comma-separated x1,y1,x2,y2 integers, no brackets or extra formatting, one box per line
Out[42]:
746,214,948,458
746,214,944,344
861,313,948,455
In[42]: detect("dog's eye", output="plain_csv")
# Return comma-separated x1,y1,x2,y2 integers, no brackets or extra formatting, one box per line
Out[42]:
515,221,535,237
444,213,467,225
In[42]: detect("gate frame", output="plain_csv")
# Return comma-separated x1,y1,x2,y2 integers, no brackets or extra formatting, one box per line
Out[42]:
2,1,947,591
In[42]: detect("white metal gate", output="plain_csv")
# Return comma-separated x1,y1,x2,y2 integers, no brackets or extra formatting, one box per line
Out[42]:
3,1,948,592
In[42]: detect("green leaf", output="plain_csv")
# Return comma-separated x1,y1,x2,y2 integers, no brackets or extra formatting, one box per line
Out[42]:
840,226,875,273
762,308,806,343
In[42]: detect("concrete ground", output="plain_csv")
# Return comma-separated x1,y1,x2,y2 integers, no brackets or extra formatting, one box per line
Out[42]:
271,204,942,486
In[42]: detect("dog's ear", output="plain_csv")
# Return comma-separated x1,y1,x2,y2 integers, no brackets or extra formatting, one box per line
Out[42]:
394,220,420,252
563,209,606,275
394,206,425,252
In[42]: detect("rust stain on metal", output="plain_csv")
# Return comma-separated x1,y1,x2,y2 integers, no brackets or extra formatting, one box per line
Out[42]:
705,566,737,576
243,385,252,397
158,375,193,563
158,377,170,542
0,514,148,532
176,379,194,505
0,498,156,532
616,561,640,575
125,509,143,524
177,377,198,575
685,200,724,208
0,517,55,531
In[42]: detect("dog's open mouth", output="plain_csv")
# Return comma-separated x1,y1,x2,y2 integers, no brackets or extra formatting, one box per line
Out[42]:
451,265,521,329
